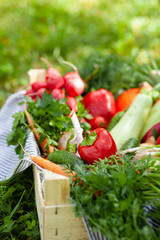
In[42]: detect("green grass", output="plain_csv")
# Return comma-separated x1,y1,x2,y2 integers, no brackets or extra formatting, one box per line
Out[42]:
0,0,160,106
0,167,40,240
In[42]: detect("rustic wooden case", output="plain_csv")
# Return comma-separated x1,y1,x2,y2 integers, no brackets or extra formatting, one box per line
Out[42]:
33,165,89,240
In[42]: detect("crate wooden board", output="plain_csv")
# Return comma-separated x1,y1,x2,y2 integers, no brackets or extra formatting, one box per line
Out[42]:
33,165,89,240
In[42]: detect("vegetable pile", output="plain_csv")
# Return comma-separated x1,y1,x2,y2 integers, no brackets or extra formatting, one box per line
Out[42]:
5,56,160,239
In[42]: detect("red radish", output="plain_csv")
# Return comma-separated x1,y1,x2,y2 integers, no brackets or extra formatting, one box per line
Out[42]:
26,88,48,101
36,88,47,99
31,81,47,92
51,88,65,100
89,116,108,130
62,60,85,97
25,89,37,101
41,57,64,90
66,96,78,112
25,88,35,96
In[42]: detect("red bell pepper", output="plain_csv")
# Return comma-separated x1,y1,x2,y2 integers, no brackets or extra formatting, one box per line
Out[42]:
82,88,116,122
78,128,117,164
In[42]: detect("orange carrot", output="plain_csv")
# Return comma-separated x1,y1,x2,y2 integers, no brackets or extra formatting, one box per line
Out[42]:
20,142,75,178
24,102,54,154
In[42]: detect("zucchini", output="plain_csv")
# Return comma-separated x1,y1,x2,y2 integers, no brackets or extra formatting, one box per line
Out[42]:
107,111,124,131
110,93,152,150
139,100,160,140
120,137,140,151
48,150,84,169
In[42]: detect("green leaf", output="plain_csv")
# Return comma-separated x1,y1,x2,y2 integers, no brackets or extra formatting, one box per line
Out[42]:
80,131,97,146
69,156,160,239
116,172,127,187
0,217,15,233
77,101,93,120
39,90,53,108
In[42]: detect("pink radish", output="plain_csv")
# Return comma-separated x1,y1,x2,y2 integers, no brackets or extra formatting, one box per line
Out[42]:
25,89,37,101
36,88,49,99
62,60,85,97
41,57,64,90
51,88,65,100
31,81,47,92
66,96,78,112
26,88,49,101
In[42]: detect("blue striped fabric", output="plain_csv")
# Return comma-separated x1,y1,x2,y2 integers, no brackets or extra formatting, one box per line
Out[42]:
83,210,160,240
0,91,41,181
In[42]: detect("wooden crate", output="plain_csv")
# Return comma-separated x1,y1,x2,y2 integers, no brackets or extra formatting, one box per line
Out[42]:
33,165,89,240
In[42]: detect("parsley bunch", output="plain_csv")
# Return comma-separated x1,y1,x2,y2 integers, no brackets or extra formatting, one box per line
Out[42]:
70,156,160,240
6,92,71,157
7,91,91,158
26,92,72,143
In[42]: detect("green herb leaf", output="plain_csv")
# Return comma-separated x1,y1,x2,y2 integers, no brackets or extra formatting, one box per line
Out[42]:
38,90,53,108
77,101,93,120
80,131,97,146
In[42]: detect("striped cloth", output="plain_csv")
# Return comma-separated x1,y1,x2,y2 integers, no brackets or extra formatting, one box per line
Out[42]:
83,216,109,240
0,90,40,181
83,206,160,240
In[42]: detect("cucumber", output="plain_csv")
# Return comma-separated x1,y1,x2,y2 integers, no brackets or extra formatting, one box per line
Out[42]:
120,137,140,151
48,150,84,169
110,93,152,150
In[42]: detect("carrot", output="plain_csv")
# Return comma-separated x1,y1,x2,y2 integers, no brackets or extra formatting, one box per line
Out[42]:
24,102,54,154
19,142,75,178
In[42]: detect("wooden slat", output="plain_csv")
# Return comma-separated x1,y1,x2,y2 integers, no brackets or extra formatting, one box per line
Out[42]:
43,169,70,206
44,204,89,240
33,165,89,240
28,68,46,84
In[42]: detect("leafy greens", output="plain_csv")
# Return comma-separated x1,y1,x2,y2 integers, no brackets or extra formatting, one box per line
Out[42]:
69,156,160,240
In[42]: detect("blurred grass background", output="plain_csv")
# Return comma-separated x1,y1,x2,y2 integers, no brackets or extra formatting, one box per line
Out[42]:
1,0,160,107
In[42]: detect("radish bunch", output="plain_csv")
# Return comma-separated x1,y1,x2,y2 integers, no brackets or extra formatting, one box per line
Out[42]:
26,58,85,112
